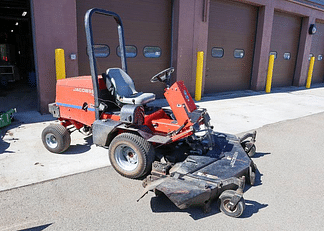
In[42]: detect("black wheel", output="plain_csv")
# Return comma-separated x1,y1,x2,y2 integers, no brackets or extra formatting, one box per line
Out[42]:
41,124,71,153
248,144,256,157
242,141,256,157
219,190,245,218
108,133,155,179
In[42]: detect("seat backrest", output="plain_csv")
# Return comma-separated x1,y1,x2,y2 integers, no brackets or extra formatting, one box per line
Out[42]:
106,68,137,98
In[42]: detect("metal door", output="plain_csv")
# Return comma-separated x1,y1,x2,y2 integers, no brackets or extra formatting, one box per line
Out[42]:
310,21,324,84
270,11,301,87
206,0,257,93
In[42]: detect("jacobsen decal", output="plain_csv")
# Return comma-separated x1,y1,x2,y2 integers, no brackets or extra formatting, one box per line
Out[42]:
73,88,94,94
230,152,238,167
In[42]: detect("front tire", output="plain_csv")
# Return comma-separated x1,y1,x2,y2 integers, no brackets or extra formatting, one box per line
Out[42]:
219,190,245,218
109,133,155,179
241,141,256,157
41,124,71,153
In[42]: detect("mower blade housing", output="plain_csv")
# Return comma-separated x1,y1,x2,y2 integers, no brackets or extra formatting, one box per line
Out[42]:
144,132,255,211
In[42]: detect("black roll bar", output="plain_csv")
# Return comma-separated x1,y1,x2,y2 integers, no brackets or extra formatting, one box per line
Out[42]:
84,8,127,120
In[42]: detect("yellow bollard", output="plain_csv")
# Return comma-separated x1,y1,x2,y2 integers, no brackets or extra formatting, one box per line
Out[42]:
266,54,275,93
306,56,315,89
55,48,66,80
195,51,204,101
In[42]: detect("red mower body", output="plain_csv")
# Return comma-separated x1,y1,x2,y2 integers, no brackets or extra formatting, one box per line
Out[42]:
55,75,106,127
53,74,201,143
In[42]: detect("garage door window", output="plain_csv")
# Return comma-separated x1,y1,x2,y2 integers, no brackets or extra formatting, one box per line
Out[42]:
234,49,244,58
318,55,323,61
283,53,291,60
87,44,110,58
143,46,162,58
117,45,137,58
211,47,224,58
269,51,277,59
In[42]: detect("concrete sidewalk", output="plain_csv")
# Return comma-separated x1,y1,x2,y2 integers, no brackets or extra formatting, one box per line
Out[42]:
1,84,324,191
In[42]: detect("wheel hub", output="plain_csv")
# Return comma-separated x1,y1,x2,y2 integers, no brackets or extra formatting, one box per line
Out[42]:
223,199,238,213
45,133,58,149
115,145,138,171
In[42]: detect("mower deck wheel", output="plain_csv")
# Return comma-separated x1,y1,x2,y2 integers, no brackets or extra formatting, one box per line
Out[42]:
109,133,155,179
241,141,256,157
247,165,256,186
218,190,245,218
41,124,71,153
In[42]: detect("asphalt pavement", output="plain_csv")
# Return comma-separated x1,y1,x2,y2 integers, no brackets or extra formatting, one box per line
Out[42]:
1,111,323,230
1,83,324,193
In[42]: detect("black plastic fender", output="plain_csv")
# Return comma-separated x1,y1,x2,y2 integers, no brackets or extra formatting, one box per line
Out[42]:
92,119,123,146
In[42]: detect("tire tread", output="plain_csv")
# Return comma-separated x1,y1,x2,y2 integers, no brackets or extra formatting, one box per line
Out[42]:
41,124,71,153
109,132,155,179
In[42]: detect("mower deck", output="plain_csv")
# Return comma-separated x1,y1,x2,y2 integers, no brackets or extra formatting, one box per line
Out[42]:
141,132,256,216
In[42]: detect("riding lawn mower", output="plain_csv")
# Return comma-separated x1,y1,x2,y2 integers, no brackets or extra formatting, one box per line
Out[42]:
42,8,258,218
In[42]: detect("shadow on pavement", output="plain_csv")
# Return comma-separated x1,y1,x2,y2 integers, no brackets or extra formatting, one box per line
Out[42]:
0,112,55,154
252,152,271,159
13,111,55,125
241,200,268,218
61,136,94,155
150,194,266,220
253,168,263,187
0,81,54,131
19,223,53,231
150,194,220,220
0,137,10,154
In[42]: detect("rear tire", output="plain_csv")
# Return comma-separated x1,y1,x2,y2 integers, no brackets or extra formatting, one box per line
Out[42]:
109,133,155,179
41,124,71,153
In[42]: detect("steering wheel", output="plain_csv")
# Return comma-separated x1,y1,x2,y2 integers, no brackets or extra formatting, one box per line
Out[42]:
150,67,174,86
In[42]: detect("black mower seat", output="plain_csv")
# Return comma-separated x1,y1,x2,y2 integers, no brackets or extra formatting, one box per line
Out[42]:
106,68,155,105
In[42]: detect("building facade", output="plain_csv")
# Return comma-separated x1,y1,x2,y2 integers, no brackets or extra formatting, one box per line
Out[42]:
11,0,324,112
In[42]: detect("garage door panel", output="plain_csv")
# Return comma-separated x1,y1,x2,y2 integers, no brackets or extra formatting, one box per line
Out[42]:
311,22,324,83
77,0,171,97
270,11,301,87
206,0,257,93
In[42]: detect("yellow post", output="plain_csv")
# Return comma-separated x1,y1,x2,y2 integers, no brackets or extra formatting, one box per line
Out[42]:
55,48,66,80
306,56,315,89
266,54,275,93
195,51,204,101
